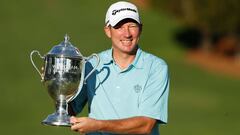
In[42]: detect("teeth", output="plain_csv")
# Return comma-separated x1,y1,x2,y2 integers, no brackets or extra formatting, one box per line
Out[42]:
122,40,131,42
122,40,131,44
121,39,132,46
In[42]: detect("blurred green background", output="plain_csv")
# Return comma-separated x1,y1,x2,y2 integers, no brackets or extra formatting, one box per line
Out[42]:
0,0,239,135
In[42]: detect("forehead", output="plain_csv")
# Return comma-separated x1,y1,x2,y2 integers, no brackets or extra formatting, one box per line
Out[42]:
113,18,139,28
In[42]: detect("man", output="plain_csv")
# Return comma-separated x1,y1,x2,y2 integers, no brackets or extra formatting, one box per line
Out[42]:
69,1,169,135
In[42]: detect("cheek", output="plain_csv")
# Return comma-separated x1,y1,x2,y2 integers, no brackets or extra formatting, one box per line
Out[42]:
131,30,141,37
111,32,122,40
111,36,120,45
132,34,140,41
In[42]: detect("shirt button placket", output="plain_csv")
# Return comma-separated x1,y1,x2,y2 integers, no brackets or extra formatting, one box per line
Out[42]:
115,73,121,90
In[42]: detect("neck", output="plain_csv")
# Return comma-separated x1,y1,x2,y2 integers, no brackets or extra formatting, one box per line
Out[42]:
112,48,138,70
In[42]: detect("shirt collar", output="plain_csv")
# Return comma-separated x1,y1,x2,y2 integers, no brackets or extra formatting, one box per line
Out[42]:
103,48,114,65
103,47,144,69
131,48,143,69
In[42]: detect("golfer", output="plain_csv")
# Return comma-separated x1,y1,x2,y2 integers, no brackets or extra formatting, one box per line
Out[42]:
69,1,170,135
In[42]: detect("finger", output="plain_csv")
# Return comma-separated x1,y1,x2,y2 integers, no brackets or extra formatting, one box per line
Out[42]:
70,116,77,124
71,122,82,131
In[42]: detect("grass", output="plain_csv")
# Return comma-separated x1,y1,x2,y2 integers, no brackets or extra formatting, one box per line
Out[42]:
0,0,239,135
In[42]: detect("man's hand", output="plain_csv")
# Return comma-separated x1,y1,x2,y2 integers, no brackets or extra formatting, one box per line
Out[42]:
70,116,101,134
70,116,156,134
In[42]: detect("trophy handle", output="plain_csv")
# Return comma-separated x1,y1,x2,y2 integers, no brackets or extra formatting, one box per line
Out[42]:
66,53,100,103
84,53,100,82
30,50,45,81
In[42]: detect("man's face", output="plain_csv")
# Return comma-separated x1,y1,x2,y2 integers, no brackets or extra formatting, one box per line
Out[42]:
104,19,142,55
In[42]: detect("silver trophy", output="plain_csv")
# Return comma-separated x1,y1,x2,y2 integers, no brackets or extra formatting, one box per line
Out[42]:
30,34,100,126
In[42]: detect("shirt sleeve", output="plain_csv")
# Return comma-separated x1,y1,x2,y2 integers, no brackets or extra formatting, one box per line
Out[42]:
138,61,170,124
69,84,88,115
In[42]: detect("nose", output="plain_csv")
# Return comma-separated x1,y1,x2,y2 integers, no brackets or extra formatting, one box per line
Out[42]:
122,27,131,38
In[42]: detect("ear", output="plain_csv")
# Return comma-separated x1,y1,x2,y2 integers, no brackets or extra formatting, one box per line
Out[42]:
104,26,111,38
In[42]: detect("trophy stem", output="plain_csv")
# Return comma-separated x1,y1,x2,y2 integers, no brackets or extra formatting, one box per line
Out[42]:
56,95,68,115
42,95,71,127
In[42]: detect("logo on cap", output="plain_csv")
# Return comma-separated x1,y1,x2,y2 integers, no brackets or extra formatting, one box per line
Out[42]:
112,8,137,15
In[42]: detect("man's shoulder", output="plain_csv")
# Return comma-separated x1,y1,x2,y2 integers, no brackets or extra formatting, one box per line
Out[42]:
141,50,168,67
87,49,111,66
98,49,111,58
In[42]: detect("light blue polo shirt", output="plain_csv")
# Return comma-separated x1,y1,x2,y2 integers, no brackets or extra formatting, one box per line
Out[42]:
71,48,169,135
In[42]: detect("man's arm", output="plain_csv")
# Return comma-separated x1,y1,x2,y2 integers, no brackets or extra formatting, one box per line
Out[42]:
70,116,156,134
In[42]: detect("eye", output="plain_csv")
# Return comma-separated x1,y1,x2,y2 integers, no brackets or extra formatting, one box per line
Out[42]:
129,24,138,28
129,24,139,30
113,25,123,30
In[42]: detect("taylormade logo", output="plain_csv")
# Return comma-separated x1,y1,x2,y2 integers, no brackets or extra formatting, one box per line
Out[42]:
112,8,137,15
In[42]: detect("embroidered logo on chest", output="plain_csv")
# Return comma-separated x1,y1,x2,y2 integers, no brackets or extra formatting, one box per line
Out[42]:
134,84,142,93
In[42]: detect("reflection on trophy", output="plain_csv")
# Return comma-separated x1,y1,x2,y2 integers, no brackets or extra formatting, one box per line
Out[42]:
30,34,100,126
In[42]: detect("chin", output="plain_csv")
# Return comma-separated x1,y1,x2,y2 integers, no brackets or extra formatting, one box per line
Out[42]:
122,49,137,54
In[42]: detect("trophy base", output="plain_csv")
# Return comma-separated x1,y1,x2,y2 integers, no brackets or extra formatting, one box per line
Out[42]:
42,112,71,127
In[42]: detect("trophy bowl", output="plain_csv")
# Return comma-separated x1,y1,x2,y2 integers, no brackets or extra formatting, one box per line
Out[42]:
30,34,99,127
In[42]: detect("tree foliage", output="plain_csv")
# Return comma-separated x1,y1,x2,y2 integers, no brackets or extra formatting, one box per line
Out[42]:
151,0,240,34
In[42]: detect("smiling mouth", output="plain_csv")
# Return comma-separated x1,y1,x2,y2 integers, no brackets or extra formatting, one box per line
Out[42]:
121,39,132,44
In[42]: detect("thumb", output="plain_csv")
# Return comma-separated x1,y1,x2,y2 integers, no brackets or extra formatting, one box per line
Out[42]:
70,116,77,124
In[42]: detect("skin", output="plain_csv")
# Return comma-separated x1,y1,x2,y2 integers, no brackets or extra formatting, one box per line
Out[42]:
70,19,156,134
70,116,156,134
104,19,142,69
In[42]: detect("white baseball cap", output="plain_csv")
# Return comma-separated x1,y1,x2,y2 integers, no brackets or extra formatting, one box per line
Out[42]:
105,1,141,27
